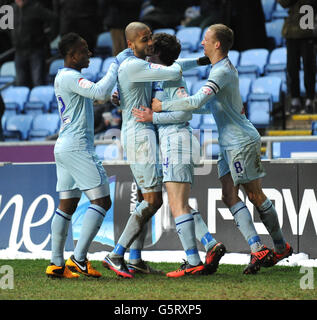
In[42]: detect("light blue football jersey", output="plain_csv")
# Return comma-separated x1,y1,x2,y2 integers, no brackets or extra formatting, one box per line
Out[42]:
54,62,118,153
117,56,182,154
162,57,260,150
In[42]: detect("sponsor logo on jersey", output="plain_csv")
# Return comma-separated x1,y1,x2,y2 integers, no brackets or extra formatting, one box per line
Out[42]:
78,78,93,89
176,87,188,98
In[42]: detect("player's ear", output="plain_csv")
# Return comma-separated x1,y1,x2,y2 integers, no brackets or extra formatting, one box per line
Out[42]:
127,40,133,50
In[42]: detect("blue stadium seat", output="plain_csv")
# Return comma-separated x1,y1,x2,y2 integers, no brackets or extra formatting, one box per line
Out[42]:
251,76,282,103
200,114,217,131
28,85,55,112
0,61,16,80
97,57,116,80
261,0,276,21
228,50,240,67
24,101,45,115
176,27,202,52
265,47,287,82
81,57,103,81
189,114,201,129
238,49,269,79
95,144,120,160
48,59,64,83
95,32,112,57
247,93,273,128
239,77,252,104
272,3,289,19
182,51,208,80
153,28,176,35
4,114,33,140
265,19,284,47
1,86,30,113
28,113,60,140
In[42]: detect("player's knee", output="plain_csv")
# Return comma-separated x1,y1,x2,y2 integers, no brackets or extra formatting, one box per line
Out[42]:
246,191,266,207
91,196,112,212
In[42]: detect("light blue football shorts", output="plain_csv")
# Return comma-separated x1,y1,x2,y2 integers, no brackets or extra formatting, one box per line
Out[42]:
55,149,110,200
125,131,163,194
217,139,266,186
159,127,200,184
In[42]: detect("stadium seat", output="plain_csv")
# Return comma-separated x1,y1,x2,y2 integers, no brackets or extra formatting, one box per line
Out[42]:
200,114,217,131
4,114,33,140
24,101,45,115
81,57,103,82
97,56,116,80
28,85,55,112
189,114,201,129
182,51,209,80
50,35,60,56
247,93,272,128
95,32,112,57
265,19,284,47
3,102,19,116
238,49,269,79
228,50,240,67
251,76,282,103
176,27,202,52
153,28,176,35
265,47,287,82
48,59,64,83
1,86,30,113
95,144,120,160
28,113,60,140
261,0,276,21
239,77,252,104
0,61,16,79
272,3,289,19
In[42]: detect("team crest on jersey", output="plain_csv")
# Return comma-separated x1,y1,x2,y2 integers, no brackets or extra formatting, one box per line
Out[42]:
176,87,188,98
201,85,213,95
78,78,93,89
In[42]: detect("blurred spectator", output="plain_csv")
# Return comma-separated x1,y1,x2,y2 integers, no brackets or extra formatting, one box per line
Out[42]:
103,0,143,56
94,100,122,136
277,0,317,114
11,0,58,88
184,0,226,29
53,0,102,54
141,0,196,31
228,0,269,51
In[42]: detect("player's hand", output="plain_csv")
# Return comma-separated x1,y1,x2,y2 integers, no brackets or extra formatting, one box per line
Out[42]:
197,56,211,65
151,98,162,112
115,48,134,65
111,91,120,106
132,105,153,122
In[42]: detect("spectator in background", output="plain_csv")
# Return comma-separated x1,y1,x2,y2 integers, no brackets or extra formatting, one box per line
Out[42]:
0,94,4,141
228,0,269,51
103,0,143,56
278,0,316,114
185,0,226,30
141,0,196,31
11,0,58,88
53,0,102,54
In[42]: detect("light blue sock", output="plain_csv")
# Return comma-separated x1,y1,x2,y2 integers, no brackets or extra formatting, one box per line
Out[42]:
74,204,106,262
230,201,263,253
257,198,286,253
191,209,218,251
51,209,72,266
175,213,201,266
